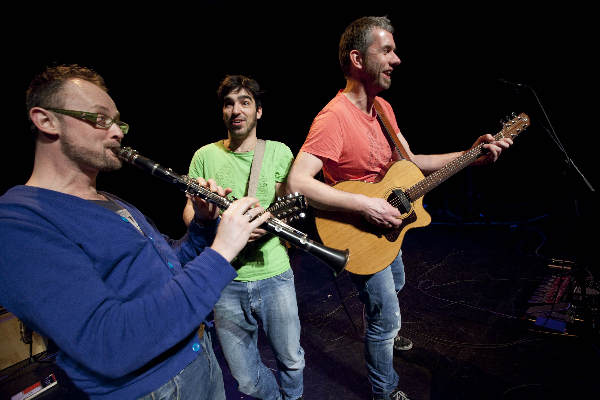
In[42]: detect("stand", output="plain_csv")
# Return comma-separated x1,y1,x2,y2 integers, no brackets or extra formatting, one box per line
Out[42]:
503,79,598,340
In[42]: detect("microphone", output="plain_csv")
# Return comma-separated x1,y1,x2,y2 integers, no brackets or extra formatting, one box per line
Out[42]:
497,78,525,88
497,78,595,192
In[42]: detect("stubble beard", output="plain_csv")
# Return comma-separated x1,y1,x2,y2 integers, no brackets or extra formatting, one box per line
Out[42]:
373,68,391,91
364,58,391,92
227,114,258,140
61,138,122,172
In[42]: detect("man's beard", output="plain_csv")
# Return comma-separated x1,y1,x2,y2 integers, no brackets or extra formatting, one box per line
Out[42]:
364,59,391,91
227,114,258,138
61,139,122,172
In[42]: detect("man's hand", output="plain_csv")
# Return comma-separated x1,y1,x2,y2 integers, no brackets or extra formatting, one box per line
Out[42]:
248,227,268,242
471,134,513,165
190,178,231,224
210,197,271,262
357,194,402,229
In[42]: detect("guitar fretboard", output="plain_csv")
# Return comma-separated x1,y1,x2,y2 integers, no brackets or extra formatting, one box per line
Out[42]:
406,113,529,201
406,140,488,201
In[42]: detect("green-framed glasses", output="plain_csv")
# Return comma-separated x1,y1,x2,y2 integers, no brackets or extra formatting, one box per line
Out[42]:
47,108,129,135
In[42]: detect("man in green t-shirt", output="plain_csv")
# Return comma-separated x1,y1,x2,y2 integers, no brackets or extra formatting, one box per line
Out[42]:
183,75,304,400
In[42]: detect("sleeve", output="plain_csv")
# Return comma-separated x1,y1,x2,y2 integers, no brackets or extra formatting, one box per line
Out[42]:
0,215,235,380
169,218,219,265
273,142,294,183
300,110,344,163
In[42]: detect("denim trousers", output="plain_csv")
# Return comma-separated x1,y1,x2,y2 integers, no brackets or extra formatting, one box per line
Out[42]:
138,329,226,400
214,268,305,400
350,250,405,397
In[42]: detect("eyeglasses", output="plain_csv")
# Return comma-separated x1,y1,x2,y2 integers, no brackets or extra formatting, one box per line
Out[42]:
47,108,129,135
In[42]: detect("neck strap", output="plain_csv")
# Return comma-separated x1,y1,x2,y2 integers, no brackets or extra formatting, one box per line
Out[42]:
247,139,266,197
373,99,410,161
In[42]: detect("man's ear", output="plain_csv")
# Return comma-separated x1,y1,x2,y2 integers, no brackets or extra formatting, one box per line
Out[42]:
349,50,364,71
256,105,263,120
29,107,60,136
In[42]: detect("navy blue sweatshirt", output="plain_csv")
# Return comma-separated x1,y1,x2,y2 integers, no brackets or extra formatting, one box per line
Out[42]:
0,186,236,398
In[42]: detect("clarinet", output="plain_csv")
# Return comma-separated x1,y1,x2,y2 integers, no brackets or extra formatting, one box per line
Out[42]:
117,147,349,276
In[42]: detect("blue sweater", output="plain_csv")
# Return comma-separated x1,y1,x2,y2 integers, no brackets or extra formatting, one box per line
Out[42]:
0,186,236,399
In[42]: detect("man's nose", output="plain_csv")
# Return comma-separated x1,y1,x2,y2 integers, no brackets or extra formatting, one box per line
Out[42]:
110,123,125,140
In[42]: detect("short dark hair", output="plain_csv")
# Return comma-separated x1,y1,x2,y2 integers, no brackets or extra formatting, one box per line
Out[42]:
338,16,395,77
25,64,107,133
26,64,107,111
216,75,263,108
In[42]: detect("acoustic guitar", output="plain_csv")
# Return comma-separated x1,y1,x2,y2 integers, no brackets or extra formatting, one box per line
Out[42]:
314,113,530,275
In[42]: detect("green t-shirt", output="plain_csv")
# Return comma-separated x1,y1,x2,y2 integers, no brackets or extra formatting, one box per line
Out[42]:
188,140,294,281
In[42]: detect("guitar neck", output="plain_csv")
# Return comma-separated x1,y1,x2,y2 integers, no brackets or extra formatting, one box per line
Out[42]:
406,132,503,201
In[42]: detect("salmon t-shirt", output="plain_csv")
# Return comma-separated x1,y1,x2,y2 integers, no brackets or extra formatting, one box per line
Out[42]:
301,91,401,185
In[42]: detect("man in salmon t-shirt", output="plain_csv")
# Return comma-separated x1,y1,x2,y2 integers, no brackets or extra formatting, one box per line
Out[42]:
300,91,400,186
287,16,513,400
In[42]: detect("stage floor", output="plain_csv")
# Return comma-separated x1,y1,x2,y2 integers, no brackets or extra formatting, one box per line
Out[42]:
1,221,598,400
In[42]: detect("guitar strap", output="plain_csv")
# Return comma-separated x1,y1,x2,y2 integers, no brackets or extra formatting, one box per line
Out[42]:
373,98,411,161
247,139,266,197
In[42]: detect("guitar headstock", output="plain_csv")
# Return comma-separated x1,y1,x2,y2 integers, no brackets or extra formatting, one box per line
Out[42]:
268,193,308,223
498,112,530,140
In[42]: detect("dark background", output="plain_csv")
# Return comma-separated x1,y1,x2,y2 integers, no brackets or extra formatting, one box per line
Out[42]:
1,4,599,399
2,3,597,248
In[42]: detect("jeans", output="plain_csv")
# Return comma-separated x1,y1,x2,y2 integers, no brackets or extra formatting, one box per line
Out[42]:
350,250,405,398
138,329,226,400
214,268,305,400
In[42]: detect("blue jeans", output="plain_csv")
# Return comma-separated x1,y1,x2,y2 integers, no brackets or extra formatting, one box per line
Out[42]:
139,329,226,400
214,268,305,400
350,250,405,398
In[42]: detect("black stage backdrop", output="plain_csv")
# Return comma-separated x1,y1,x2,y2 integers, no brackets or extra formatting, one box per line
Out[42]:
3,4,597,263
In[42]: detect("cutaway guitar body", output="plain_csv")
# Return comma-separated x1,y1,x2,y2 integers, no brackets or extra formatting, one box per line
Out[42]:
314,160,431,274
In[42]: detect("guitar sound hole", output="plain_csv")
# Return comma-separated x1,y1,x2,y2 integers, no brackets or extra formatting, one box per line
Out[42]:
388,189,411,215
377,189,416,242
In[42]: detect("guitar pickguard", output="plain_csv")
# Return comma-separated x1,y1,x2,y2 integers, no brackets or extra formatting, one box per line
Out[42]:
381,188,417,242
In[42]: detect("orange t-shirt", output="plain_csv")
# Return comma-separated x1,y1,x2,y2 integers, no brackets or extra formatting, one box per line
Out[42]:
301,91,401,185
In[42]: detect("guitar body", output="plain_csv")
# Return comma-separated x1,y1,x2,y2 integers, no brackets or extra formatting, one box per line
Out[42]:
312,112,530,276
314,160,432,275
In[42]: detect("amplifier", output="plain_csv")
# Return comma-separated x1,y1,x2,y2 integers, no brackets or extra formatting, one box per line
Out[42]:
0,312,47,371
